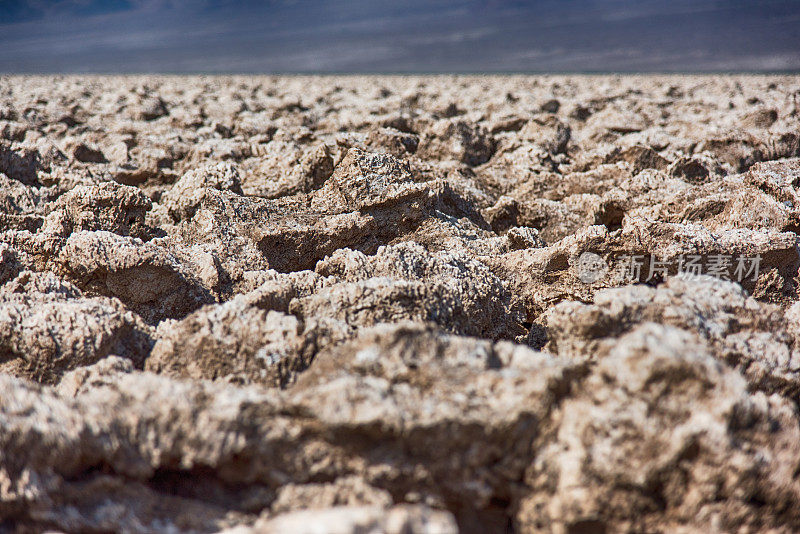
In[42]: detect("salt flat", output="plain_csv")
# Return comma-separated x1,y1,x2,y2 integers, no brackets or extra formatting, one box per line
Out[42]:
1,75,800,532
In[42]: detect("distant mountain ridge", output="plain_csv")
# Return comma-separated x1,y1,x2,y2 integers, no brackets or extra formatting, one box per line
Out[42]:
1,0,798,72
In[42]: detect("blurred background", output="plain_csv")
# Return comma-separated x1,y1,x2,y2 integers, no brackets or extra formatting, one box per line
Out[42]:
1,0,799,73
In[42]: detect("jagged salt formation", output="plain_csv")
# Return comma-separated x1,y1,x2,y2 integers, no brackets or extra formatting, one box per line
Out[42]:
0,75,799,533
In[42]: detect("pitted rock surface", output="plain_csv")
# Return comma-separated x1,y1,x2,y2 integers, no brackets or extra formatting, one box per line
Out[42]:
1,75,800,533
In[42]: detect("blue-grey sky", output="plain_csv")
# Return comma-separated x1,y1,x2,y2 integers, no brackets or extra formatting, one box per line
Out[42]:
1,0,799,73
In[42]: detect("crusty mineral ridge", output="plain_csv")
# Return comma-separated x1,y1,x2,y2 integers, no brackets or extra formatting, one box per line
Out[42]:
1,75,800,533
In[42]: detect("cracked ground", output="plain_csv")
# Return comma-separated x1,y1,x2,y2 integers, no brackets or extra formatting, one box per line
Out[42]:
1,75,800,533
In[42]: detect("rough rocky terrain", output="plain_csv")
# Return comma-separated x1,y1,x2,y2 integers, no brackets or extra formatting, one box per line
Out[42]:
1,74,800,533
